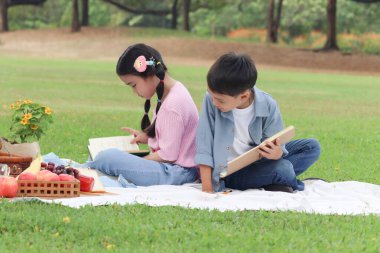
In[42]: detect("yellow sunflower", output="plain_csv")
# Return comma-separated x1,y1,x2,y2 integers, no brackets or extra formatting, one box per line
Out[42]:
44,107,52,115
23,99,33,104
30,125,38,130
24,113,32,120
21,118,29,125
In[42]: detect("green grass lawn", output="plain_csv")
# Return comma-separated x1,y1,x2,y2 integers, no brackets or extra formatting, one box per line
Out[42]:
1,55,380,252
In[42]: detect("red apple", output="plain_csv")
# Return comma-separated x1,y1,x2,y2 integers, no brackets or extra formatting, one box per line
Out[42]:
18,172,38,181
58,174,75,182
36,170,53,180
0,177,18,198
43,173,60,182
0,177,3,196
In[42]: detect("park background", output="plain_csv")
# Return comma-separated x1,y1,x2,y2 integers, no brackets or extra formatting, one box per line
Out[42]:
1,0,380,252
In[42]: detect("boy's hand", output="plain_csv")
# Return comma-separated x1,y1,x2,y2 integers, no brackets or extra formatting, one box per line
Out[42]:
200,165,214,193
258,138,283,160
202,184,213,193
121,127,148,144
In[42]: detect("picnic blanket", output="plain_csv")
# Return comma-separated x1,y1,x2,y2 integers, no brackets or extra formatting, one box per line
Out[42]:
15,180,380,216
13,153,378,215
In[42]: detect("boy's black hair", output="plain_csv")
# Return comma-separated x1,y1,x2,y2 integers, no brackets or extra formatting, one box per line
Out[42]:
116,43,167,138
207,52,257,96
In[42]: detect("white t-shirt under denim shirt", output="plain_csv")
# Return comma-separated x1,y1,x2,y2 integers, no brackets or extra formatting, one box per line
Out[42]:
227,101,255,162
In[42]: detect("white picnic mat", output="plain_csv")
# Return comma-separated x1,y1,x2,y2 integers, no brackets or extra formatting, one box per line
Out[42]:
16,180,380,216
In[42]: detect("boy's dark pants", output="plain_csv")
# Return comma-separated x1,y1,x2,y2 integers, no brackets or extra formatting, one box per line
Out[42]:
224,138,321,191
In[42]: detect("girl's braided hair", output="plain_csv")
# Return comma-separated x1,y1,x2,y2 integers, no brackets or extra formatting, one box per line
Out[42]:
116,43,167,138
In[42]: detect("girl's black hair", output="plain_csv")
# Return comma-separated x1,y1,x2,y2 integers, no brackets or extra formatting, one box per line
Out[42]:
207,52,257,96
116,43,167,138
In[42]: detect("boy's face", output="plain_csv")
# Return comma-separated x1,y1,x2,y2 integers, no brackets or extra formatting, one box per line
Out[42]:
208,89,252,112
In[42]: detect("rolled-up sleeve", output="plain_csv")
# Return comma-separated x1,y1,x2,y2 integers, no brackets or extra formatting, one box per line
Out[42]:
195,94,215,167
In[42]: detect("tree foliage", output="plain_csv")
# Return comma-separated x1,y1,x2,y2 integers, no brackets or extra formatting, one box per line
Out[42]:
2,0,380,46
351,0,380,3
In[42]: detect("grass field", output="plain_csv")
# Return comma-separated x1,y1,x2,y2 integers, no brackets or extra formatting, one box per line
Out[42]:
1,54,380,252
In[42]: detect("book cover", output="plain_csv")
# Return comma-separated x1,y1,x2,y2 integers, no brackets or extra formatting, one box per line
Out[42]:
221,126,295,178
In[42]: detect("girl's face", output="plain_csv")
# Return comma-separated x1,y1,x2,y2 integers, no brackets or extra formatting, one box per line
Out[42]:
120,74,157,99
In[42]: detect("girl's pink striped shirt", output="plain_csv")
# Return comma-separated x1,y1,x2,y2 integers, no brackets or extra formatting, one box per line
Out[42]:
148,82,199,168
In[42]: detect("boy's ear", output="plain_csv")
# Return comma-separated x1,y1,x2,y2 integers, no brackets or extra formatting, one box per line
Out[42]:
239,90,251,100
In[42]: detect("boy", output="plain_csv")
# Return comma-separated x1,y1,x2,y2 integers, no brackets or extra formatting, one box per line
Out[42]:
195,52,321,193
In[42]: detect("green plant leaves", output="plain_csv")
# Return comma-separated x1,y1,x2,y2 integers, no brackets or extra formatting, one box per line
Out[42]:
8,101,54,143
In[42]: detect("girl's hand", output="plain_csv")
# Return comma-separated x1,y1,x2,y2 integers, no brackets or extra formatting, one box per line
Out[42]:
121,127,140,137
257,138,283,160
121,127,148,144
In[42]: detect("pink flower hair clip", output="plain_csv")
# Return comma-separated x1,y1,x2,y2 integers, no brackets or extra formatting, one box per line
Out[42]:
133,56,155,72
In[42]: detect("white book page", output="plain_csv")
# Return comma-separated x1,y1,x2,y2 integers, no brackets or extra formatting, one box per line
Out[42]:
88,136,139,159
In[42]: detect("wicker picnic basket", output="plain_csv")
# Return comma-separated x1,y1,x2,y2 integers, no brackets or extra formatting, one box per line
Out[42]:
0,151,33,177
17,179,81,198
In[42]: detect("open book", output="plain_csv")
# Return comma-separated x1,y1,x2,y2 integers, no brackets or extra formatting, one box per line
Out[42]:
88,136,150,160
220,126,295,178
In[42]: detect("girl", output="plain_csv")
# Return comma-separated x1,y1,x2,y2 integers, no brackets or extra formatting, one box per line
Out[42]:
89,43,199,186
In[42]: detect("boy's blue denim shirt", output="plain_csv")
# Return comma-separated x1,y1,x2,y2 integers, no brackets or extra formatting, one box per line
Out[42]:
195,87,288,192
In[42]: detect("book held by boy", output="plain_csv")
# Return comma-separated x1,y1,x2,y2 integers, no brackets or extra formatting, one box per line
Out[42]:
87,135,150,161
220,126,295,178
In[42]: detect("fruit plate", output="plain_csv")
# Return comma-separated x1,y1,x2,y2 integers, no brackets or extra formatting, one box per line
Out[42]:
17,179,80,198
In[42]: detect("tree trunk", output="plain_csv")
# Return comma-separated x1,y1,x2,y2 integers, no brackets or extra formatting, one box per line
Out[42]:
72,0,81,32
266,0,275,43
81,0,89,26
273,0,283,42
183,0,191,31
1,0,45,32
171,0,178,29
0,0,9,32
323,0,339,50
267,0,283,43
